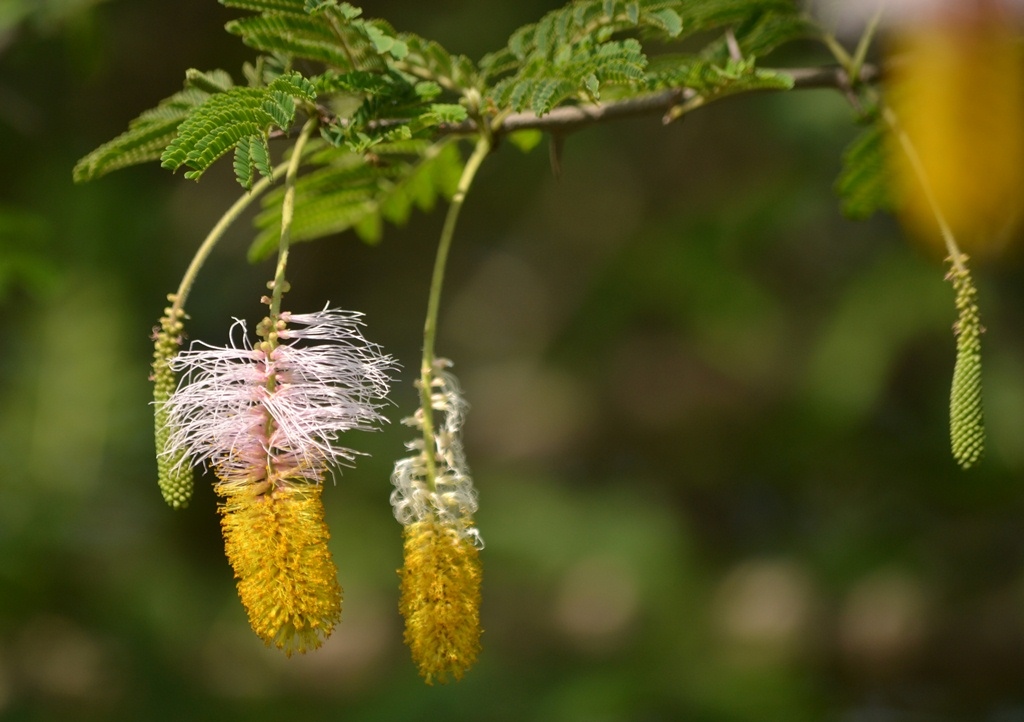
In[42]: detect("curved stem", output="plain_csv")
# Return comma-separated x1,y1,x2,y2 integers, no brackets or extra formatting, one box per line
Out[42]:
851,6,884,83
169,164,288,316
821,31,854,69
881,105,966,270
418,133,492,488
820,28,966,271
269,116,319,320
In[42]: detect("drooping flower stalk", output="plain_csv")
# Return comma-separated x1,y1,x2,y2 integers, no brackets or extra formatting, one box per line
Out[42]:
151,165,288,508
391,132,491,683
162,117,394,653
822,11,994,469
882,101,988,468
417,134,492,488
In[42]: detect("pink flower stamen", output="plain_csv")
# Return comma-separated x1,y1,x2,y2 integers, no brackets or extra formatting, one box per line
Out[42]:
163,308,393,489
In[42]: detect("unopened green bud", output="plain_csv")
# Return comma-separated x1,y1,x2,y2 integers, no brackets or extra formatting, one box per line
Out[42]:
948,260,985,469
153,302,193,507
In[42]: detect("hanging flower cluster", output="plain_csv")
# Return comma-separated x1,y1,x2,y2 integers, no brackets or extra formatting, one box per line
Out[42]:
163,305,393,655
141,112,490,678
391,359,483,683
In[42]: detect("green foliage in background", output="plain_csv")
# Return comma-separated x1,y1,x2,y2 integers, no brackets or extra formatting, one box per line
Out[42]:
75,0,817,254
2,0,1021,718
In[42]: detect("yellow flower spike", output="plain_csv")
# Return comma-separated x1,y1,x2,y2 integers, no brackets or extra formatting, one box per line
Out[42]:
391,361,485,682
399,520,482,684
219,482,342,655
886,5,1024,257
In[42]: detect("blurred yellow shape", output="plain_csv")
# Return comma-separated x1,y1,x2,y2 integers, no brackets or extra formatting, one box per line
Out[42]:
887,6,1024,256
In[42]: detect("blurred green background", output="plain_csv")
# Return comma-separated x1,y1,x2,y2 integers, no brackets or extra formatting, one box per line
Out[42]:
3,1,1024,720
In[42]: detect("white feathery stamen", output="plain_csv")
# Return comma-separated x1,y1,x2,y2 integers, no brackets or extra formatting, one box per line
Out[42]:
164,308,393,488
390,359,483,548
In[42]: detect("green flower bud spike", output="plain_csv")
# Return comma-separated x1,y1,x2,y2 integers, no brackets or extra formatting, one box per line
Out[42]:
947,256,985,469
149,165,287,509
153,296,194,508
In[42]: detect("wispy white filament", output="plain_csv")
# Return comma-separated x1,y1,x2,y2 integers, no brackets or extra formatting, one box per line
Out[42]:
390,359,482,548
164,307,393,487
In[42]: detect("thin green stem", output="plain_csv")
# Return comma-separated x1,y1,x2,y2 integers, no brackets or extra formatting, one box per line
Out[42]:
820,26,966,271
418,133,492,488
821,30,854,69
257,116,318,485
155,140,290,507
393,60,460,94
881,105,965,270
169,164,288,316
850,5,884,82
269,116,319,321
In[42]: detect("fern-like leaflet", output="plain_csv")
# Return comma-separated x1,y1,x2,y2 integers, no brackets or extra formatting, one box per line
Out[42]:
159,72,316,188
395,33,479,93
835,119,893,221
221,0,408,71
481,0,805,117
76,0,815,249
646,54,794,105
483,1,679,115
698,2,810,64
73,69,235,183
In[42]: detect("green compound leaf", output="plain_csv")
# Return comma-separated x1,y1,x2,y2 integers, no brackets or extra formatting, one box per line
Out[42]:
482,0,804,117
365,23,408,59
489,37,647,114
644,7,684,36
948,261,985,469
398,32,479,92
646,54,793,99
483,0,667,115
263,90,297,128
73,69,235,183
222,0,409,71
160,72,316,186
226,13,357,68
411,103,468,131
835,119,893,221
184,67,235,94
248,137,463,259
303,0,343,13
675,0,800,36
221,0,304,11
316,63,468,150
699,3,811,64
233,134,274,191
